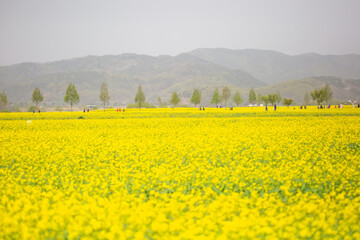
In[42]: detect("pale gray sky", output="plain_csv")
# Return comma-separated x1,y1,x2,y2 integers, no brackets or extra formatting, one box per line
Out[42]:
1,0,360,65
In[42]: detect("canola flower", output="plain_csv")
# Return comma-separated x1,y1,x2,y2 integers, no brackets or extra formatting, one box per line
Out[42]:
0,106,359,239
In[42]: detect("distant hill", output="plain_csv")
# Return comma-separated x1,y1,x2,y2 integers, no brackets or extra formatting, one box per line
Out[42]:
0,49,360,107
256,76,360,105
0,53,264,105
189,48,360,84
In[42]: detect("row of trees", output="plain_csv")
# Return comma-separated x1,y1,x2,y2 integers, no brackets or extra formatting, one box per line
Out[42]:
248,89,282,107
135,86,185,110
0,83,110,112
0,83,334,112
246,84,333,107
134,85,292,109
64,82,111,111
167,84,332,109
29,84,82,112
104,83,329,109
136,86,243,110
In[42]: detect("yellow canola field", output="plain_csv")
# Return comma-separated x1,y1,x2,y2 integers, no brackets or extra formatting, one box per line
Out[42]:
0,107,360,239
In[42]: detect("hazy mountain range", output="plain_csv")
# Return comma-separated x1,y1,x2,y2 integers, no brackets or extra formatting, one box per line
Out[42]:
189,48,360,84
0,48,359,106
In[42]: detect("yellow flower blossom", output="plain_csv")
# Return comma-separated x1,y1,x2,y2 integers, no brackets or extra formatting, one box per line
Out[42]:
0,106,359,239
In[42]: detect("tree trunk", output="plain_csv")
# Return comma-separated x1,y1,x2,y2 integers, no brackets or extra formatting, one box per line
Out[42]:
71,102,73,112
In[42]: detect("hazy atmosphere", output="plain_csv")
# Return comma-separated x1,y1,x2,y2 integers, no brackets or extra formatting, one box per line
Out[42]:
1,1,360,239
1,0,360,65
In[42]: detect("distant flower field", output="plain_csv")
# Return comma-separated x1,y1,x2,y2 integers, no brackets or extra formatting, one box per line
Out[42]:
0,106,359,239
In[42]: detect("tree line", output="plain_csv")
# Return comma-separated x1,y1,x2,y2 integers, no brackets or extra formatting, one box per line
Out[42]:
124,84,333,110
0,82,334,112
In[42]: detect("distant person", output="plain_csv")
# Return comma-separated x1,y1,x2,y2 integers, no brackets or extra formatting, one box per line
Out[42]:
33,109,35,113
300,106,303,109
358,104,360,108
83,109,85,113
265,106,268,111
123,108,125,112
38,110,40,113
87,108,89,112
274,104,276,111
203,107,205,111
304,106,307,109
200,107,202,110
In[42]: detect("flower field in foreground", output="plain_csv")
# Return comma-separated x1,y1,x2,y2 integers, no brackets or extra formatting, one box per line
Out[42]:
0,107,360,239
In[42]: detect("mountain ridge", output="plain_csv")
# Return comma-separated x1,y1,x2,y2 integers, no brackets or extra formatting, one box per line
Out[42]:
188,48,360,84
0,49,359,106
0,53,265,105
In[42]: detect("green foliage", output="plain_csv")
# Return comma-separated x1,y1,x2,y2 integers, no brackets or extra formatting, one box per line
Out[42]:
267,93,278,106
190,89,201,107
311,88,326,105
157,97,167,108
323,83,333,104
222,86,231,109
99,82,110,111
32,88,43,108
0,91,7,110
260,92,280,106
64,83,80,112
275,91,282,105
248,88,256,104
127,102,156,108
170,92,180,107
256,93,262,106
135,85,145,110
233,91,243,107
261,95,270,106
283,98,294,107
210,89,221,107
257,76,353,106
